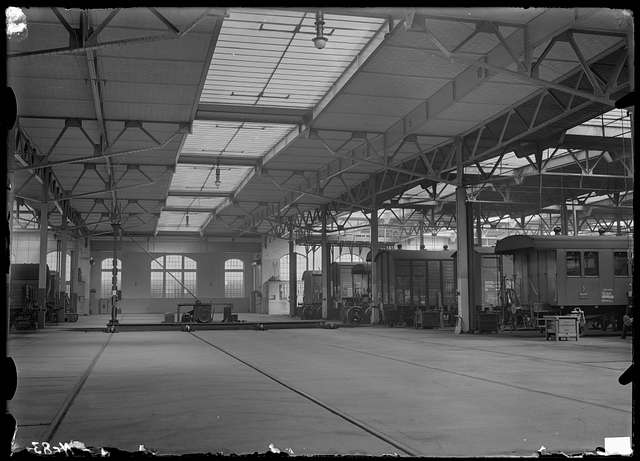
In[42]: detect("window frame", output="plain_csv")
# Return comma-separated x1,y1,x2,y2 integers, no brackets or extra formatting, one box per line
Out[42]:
279,253,308,281
46,251,71,286
565,251,582,277
582,251,599,277
613,251,630,277
150,255,197,298
224,258,245,298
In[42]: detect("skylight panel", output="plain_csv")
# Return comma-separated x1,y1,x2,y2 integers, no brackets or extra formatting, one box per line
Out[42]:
157,211,211,232
180,121,296,158
201,8,386,110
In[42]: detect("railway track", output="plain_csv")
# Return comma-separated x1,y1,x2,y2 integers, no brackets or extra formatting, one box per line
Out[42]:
40,333,114,442
341,329,631,372
189,331,421,457
317,340,631,415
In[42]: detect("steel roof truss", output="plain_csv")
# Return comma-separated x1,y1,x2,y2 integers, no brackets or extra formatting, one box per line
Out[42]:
9,8,220,59
345,45,630,207
418,19,619,106
12,127,86,232
12,125,186,172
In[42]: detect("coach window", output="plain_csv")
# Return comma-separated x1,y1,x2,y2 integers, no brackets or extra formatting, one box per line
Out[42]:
566,251,581,276
614,252,629,276
583,251,599,276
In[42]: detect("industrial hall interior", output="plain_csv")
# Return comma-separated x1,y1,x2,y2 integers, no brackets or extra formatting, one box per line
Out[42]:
4,6,636,457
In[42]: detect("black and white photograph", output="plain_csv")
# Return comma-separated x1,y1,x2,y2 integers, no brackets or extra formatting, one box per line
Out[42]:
2,6,636,457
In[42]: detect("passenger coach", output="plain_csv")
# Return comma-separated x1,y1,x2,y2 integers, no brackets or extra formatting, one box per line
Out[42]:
494,235,633,330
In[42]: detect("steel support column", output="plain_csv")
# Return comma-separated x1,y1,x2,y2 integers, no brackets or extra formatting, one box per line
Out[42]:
288,225,297,317
69,240,79,316
560,202,569,235
370,199,380,324
108,223,120,327
59,216,68,294
321,208,329,320
455,140,475,333
38,178,48,327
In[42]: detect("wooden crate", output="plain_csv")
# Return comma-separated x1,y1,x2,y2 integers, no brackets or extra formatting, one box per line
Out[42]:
544,315,579,341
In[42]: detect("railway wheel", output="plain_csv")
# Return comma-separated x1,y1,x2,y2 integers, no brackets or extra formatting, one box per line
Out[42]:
347,307,363,324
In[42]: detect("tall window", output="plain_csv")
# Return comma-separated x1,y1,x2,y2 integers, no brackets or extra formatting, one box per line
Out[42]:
101,258,122,298
151,255,197,298
279,253,308,280
46,251,71,287
225,259,244,297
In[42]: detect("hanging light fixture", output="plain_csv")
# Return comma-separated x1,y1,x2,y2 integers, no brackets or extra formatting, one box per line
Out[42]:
185,211,190,227
312,11,328,49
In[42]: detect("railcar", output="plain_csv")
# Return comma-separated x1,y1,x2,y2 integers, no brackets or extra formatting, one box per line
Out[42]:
375,250,457,327
494,235,633,331
300,270,323,319
330,262,371,323
9,264,49,329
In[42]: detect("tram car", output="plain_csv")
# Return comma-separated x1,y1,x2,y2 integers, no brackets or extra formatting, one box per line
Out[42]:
494,235,633,331
330,262,371,323
374,249,457,327
9,264,50,329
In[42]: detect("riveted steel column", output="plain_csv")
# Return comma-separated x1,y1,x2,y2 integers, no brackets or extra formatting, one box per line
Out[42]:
38,176,49,327
455,138,475,333
560,201,569,235
288,224,297,317
70,239,79,316
321,207,329,319
59,215,68,294
370,198,380,324
108,223,120,327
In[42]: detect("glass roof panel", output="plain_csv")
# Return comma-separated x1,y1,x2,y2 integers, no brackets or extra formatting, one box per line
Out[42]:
180,121,297,158
169,165,254,193
165,196,225,209
201,8,386,109
157,211,211,232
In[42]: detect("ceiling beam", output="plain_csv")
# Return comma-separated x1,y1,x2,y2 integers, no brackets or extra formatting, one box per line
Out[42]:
168,190,232,198
177,155,260,167
556,134,632,152
196,103,310,125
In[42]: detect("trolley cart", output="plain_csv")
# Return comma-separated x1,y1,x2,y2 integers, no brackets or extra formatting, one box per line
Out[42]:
543,315,579,341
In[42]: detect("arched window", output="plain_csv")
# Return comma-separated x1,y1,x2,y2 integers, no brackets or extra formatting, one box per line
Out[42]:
151,255,197,298
279,253,307,281
101,258,122,298
46,251,71,287
224,259,244,298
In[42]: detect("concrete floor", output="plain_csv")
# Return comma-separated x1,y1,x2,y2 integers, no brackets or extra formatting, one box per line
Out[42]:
9,324,632,456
